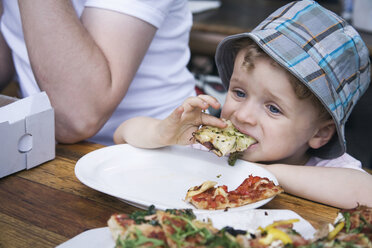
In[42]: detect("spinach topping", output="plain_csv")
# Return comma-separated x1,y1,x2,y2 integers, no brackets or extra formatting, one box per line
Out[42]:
228,152,242,166
165,208,196,221
116,228,166,248
129,205,157,225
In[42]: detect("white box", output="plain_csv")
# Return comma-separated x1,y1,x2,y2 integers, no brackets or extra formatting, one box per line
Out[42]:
0,92,55,178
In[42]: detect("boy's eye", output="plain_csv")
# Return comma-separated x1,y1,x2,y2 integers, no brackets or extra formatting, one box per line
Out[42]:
268,105,281,114
234,90,245,98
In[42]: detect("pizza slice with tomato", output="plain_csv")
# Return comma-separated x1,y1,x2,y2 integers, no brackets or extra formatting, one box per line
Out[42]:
185,175,284,210
107,206,167,247
108,205,372,247
156,210,219,247
309,205,372,247
108,207,238,248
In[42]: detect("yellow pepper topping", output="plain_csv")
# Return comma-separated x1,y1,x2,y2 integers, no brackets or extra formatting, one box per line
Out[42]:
327,221,345,240
265,219,300,229
259,227,293,245
258,219,299,245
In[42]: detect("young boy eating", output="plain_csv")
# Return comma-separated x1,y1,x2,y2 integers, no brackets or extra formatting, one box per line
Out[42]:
114,0,372,209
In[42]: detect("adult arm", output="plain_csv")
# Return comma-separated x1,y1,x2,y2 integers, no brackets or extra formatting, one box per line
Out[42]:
17,0,156,143
265,163,372,209
0,0,15,90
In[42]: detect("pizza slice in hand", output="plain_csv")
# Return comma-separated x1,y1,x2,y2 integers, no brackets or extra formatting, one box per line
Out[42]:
193,120,256,165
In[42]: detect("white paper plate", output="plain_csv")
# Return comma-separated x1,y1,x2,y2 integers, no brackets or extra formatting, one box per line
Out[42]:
56,227,114,248
57,210,316,248
75,144,279,213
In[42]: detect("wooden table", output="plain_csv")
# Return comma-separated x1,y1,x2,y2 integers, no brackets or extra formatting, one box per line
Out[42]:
0,141,340,247
190,0,372,56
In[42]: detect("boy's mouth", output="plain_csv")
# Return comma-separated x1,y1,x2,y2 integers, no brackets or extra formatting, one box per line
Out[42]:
233,124,257,143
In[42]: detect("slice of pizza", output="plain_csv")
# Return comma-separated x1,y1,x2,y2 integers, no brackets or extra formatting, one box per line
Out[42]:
156,210,219,247
108,205,372,248
108,213,137,241
339,205,372,239
185,175,283,210
193,120,256,160
108,206,166,247
310,205,372,247
227,175,284,208
108,214,167,248
185,181,230,210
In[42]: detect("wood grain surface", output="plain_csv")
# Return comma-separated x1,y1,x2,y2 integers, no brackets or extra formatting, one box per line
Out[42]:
0,141,344,247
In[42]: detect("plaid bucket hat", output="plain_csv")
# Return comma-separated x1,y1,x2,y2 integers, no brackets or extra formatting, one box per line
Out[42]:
215,0,371,159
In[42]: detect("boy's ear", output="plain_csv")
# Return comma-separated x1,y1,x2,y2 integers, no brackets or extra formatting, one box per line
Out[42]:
308,120,336,149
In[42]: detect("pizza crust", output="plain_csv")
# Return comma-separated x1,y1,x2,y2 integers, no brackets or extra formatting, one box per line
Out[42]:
185,180,217,198
107,214,135,241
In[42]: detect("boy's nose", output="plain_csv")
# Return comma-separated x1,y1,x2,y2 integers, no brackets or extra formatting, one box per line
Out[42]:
235,103,257,126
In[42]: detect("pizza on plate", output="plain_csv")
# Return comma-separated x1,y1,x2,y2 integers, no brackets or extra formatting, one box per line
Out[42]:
185,175,284,210
235,219,310,247
108,206,240,248
193,119,256,165
309,205,372,247
108,205,372,248
108,207,165,247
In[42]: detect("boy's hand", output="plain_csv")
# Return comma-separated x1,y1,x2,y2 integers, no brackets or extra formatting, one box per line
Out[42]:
158,94,227,146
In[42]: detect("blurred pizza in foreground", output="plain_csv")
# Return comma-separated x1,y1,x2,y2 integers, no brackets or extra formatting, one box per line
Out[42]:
107,205,372,247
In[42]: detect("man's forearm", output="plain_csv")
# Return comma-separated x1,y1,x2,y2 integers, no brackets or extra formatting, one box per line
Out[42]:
18,0,115,142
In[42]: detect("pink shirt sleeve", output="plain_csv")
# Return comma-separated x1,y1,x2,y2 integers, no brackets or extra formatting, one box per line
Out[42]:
192,145,365,172
306,153,365,172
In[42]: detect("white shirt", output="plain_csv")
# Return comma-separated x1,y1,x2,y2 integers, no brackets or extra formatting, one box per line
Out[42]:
0,0,196,145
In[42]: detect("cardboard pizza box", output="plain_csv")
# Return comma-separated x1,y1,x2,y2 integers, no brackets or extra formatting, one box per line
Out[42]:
0,92,55,178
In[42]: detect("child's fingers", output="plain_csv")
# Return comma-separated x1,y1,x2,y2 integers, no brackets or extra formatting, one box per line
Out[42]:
197,94,221,110
167,105,184,124
182,96,208,112
200,112,227,128
182,95,220,113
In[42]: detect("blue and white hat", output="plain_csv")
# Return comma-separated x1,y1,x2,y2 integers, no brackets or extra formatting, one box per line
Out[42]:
215,0,371,159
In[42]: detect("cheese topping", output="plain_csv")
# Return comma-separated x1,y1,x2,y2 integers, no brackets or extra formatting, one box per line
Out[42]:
186,181,217,197
213,186,228,199
193,120,256,157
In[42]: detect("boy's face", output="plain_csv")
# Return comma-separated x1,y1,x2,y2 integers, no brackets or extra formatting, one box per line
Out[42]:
221,49,323,165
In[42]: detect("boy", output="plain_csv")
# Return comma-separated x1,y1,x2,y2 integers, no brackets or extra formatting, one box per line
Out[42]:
114,0,372,209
